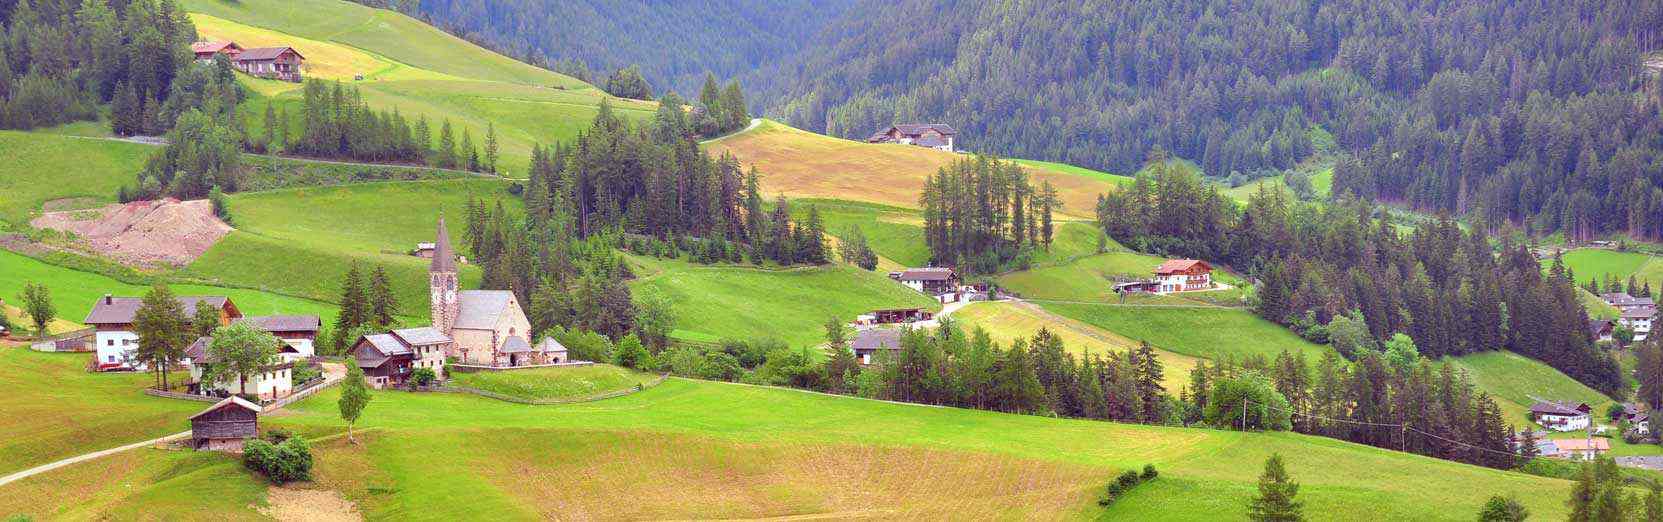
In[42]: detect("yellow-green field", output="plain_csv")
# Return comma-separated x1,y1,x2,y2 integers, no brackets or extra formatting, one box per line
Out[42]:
951,301,1198,392
705,120,1118,219
1553,248,1663,295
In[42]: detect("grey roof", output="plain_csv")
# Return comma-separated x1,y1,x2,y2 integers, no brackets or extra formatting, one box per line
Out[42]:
189,396,261,420
184,336,214,362
84,296,230,325
535,337,567,353
1622,307,1657,320
430,215,458,273
234,46,303,62
898,267,956,282
499,335,533,353
235,315,320,333
355,333,411,369
1530,401,1590,416
1603,293,1655,307
914,135,949,148
392,326,451,346
892,123,957,136
851,329,903,352
454,290,515,330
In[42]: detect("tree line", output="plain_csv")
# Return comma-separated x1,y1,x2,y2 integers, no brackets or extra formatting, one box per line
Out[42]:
1099,159,1621,395
920,155,1058,274
283,80,499,173
1,0,195,131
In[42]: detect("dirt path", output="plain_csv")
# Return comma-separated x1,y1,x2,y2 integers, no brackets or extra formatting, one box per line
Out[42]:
259,487,363,522
699,118,763,144
0,431,190,489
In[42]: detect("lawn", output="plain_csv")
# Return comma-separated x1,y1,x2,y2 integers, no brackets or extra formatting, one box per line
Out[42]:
787,198,930,268
0,349,208,476
1040,303,1334,364
448,364,660,401
0,131,149,226
950,301,1197,392
0,249,340,325
1553,248,1663,295
704,119,1118,219
1009,158,1133,185
626,255,940,347
997,250,1246,304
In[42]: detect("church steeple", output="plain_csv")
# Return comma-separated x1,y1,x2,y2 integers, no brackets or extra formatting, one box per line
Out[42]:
430,214,460,335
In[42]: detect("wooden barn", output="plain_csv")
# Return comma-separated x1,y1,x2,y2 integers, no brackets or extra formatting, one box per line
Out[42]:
189,396,261,452
233,47,305,82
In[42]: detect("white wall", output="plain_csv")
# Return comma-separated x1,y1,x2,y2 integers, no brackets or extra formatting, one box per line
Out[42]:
95,330,141,369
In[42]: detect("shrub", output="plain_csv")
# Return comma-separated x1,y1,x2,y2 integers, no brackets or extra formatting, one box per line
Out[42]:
1141,464,1158,481
264,428,295,444
1116,470,1141,489
243,437,312,483
411,367,437,386
1100,466,1156,507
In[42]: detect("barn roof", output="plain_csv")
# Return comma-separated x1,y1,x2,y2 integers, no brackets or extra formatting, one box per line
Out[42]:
235,315,320,333
851,329,903,352
1530,401,1591,416
189,395,262,420
354,333,410,369
892,123,956,136
897,267,956,281
1154,259,1210,275
454,290,516,330
191,41,240,54
1622,307,1657,320
85,295,233,325
234,47,304,62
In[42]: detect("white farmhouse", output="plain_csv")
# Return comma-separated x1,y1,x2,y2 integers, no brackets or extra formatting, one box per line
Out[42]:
1530,400,1592,432
84,294,240,371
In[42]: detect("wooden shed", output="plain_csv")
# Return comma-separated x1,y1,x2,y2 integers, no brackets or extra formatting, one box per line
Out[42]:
189,396,262,452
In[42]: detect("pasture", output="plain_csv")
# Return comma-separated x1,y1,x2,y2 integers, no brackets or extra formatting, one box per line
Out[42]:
950,301,1197,392
0,131,148,226
1555,248,1663,294
1040,303,1333,364
448,364,659,401
0,249,340,323
1447,350,1615,424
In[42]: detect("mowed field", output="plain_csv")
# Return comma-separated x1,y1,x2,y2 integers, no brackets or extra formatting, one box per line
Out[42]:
449,364,660,401
1554,248,1663,294
1,366,1588,520
0,131,149,226
705,120,1119,219
1447,350,1615,423
1041,303,1334,364
951,301,1198,392
182,0,658,175
627,255,940,346
0,249,340,323
789,198,930,268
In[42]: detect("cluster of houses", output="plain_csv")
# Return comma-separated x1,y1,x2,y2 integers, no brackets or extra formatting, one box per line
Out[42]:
191,40,307,82
866,124,957,152
1601,292,1656,342
1524,399,1655,461
1113,259,1217,295
85,294,319,401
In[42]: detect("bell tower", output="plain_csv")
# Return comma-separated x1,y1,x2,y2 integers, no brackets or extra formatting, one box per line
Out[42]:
429,214,460,334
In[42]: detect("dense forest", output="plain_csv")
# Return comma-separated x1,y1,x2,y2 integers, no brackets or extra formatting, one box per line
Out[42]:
920,155,1059,274
1099,159,1623,395
357,0,849,98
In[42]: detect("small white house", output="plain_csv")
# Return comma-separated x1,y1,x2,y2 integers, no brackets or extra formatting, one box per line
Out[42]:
1531,401,1593,432
184,336,294,401
1620,307,1655,342
84,294,239,371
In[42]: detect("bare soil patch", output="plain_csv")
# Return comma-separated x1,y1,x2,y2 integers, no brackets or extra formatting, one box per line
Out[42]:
258,486,363,522
30,199,231,267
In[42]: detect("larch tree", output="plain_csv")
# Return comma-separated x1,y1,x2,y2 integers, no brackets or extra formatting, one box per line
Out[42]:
367,265,398,328
19,282,54,338
1247,454,1303,522
339,363,371,444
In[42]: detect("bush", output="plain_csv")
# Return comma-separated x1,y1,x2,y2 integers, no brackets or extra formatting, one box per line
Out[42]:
243,437,312,483
1099,465,1156,507
1116,470,1141,489
1141,464,1158,480
411,367,437,386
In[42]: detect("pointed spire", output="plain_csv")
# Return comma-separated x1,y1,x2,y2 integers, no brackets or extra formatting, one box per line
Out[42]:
431,213,457,273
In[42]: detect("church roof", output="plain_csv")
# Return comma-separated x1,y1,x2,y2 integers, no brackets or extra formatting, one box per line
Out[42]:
454,290,516,330
430,215,457,273
499,335,534,353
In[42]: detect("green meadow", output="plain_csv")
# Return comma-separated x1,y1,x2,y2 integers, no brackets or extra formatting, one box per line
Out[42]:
1554,248,1663,294
788,198,930,268
449,364,659,401
1009,158,1134,185
1040,303,1333,363
0,131,149,226
0,249,339,323
626,255,940,347
1447,350,1615,423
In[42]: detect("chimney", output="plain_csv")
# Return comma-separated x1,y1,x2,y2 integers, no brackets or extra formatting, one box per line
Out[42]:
104,294,112,305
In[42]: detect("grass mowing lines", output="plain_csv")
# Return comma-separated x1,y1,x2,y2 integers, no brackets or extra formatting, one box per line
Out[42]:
0,131,149,226
449,364,660,402
625,254,940,347
0,447,266,520
704,120,1116,219
1040,302,1333,364
951,301,1197,392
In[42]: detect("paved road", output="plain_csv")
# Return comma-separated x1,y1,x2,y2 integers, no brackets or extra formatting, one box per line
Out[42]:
0,431,190,488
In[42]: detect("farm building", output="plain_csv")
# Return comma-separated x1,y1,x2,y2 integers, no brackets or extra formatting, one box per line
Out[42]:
1589,319,1615,342
1551,437,1611,461
84,294,241,372
189,396,261,452
352,327,451,388
428,216,558,367
233,47,305,82
862,308,934,325
851,328,903,365
1621,403,1652,434
1620,307,1656,341
233,315,321,361
865,124,957,152
191,40,243,62
1530,400,1593,431
184,336,294,401
891,267,959,295
1153,259,1213,293
413,242,437,258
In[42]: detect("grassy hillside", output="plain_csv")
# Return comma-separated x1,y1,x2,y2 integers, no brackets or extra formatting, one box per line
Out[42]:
705,120,1118,219
627,255,939,346
952,301,1197,392
181,0,658,174
1041,303,1333,364
1554,248,1663,294
1448,351,1616,423
1223,166,1335,203
788,198,929,268
0,249,339,323
997,250,1248,304
449,364,659,401
0,448,265,521
0,131,149,226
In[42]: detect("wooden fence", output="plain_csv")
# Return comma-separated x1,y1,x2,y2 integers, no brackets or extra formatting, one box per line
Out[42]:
447,361,595,374
142,389,220,402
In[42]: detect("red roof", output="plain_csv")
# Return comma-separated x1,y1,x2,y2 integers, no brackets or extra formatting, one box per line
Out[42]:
1154,259,1210,275
191,41,241,54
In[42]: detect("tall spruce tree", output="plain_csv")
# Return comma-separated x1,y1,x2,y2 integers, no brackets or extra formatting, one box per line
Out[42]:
1248,454,1303,522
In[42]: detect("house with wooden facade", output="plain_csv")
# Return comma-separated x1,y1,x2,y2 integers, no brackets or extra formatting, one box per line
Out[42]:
866,124,957,152
1531,400,1593,432
891,267,959,295
184,336,294,401
191,40,243,62
189,396,261,452
84,294,241,371
352,326,451,389
1153,259,1213,293
234,315,321,361
232,47,305,82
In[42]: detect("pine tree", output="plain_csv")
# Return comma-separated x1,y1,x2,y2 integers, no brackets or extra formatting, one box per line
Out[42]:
1248,454,1304,521
802,206,828,264
484,122,499,174
461,128,478,172
437,119,456,169
333,263,370,353
133,285,189,390
368,265,398,327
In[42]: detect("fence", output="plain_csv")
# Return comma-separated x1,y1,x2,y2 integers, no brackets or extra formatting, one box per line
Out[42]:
30,327,94,352
143,388,220,403
447,361,595,374
436,373,669,405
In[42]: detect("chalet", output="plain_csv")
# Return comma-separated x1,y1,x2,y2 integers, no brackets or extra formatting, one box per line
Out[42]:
352,326,451,389
863,308,934,325
891,267,959,295
1554,437,1611,461
1589,319,1615,343
191,40,243,62
232,47,305,83
850,328,903,365
866,124,957,152
1153,259,1213,293
189,396,261,452
1620,306,1656,342
234,315,321,361
84,294,240,371
413,242,437,258
184,336,294,401
428,216,558,367
1530,400,1593,432
1622,403,1652,434
1602,293,1656,311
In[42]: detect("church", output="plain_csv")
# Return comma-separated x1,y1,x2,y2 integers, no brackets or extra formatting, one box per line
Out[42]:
428,216,565,367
